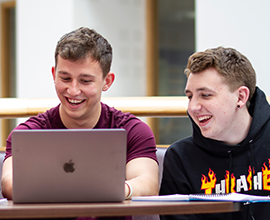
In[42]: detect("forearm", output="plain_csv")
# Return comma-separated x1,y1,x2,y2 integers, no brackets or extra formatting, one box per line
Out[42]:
1,157,13,200
125,175,159,197
125,158,159,198
1,174,12,200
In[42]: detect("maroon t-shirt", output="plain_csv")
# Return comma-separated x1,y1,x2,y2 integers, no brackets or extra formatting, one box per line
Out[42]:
5,102,157,163
5,102,157,220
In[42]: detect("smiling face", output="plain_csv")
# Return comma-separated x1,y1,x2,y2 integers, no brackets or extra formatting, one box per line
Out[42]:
52,55,114,128
185,68,241,143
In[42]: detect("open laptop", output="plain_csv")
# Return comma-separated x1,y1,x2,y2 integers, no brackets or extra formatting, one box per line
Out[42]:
12,129,127,204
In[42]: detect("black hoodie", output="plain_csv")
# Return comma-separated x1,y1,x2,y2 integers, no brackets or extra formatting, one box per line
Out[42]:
160,87,270,220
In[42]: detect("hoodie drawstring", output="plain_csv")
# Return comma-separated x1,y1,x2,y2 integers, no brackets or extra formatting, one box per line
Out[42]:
248,140,255,220
228,150,232,194
228,141,256,220
228,150,233,220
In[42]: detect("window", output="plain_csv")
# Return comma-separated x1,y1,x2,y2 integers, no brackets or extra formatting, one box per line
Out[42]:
1,1,16,147
146,0,195,144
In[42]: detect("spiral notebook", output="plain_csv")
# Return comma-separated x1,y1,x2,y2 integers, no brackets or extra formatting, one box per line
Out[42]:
132,193,270,203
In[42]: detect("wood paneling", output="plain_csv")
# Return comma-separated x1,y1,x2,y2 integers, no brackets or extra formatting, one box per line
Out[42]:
1,1,16,147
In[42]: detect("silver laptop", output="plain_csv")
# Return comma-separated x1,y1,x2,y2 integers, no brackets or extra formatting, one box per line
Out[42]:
12,129,127,204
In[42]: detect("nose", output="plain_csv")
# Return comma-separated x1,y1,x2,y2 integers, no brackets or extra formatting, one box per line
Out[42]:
188,97,202,113
67,80,81,96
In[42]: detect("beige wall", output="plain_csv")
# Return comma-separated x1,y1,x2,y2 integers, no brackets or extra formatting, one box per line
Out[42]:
196,0,270,95
16,0,147,99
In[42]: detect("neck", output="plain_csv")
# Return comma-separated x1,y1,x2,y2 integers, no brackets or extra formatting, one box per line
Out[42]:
225,109,252,145
59,103,101,129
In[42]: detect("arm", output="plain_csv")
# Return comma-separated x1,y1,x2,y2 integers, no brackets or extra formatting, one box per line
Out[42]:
125,157,159,198
120,116,159,198
1,156,13,200
1,156,159,200
0,112,52,200
159,141,201,220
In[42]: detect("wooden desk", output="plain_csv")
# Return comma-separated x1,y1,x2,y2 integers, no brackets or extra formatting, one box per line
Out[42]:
0,200,242,219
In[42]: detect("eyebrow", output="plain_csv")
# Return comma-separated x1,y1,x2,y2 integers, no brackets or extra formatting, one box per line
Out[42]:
58,71,69,75
185,87,214,94
58,71,93,78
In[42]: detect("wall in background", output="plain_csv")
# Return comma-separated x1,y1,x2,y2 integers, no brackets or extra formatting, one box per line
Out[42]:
73,0,146,97
16,0,73,99
196,0,270,95
16,0,147,99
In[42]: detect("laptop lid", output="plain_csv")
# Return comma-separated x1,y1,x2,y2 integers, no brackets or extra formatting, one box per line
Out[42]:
12,129,127,203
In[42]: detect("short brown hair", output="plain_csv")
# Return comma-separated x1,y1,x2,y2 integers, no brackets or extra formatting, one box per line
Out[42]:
185,47,256,102
55,27,112,78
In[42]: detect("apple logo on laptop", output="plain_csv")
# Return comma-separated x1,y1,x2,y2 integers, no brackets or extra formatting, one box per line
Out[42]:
63,160,75,173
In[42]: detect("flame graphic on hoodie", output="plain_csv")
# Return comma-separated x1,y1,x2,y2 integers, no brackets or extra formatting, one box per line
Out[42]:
247,166,253,190
201,168,216,194
201,159,270,194
262,159,270,190
225,171,236,193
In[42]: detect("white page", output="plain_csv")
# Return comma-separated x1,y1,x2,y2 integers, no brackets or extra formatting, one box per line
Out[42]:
189,193,270,203
132,194,189,202
132,193,270,203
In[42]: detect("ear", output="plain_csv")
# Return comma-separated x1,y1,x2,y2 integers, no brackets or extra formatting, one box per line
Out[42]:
237,86,250,108
52,66,56,81
102,72,115,91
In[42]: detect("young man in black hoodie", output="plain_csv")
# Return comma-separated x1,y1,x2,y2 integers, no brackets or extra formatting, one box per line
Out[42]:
160,46,270,220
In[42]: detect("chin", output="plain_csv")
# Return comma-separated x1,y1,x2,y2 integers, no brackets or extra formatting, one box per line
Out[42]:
64,108,82,118
201,130,213,139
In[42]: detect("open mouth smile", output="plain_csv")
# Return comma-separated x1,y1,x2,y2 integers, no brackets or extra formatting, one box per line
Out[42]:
198,115,212,124
66,97,85,105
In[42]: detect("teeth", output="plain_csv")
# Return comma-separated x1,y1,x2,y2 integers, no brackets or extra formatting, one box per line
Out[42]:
198,115,211,122
68,98,83,104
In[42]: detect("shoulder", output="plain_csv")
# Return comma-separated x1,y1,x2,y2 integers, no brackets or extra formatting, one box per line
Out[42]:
162,136,196,176
100,102,154,136
166,136,194,158
101,102,136,118
99,102,142,128
19,105,64,129
100,103,157,162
